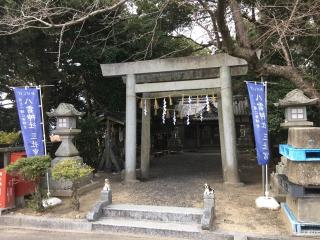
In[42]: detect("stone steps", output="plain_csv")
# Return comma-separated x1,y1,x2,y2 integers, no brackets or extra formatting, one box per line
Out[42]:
92,217,201,238
92,204,203,238
103,204,203,223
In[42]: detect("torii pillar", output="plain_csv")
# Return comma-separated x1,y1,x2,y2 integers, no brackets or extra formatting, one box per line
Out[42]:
124,74,138,182
220,66,240,184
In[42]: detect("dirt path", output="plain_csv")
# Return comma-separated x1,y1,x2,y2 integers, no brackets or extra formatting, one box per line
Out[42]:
15,152,288,236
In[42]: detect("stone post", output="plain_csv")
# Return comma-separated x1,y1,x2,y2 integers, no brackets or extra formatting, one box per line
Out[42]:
217,97,227,182
125,74,137,182
100,189,112,204
86,181,112,221
141,94,151,179
220,66,240,184
201,192,215,230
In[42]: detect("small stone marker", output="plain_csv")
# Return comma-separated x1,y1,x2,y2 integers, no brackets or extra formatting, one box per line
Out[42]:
201,184,215,230
86,178,112,221
101,178,112,204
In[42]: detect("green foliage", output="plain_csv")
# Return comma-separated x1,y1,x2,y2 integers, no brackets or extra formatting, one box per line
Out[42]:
76,116,104,168
52,159,93,211
0,131,20,144
6,155,51,212
52,159,93,183
6,155,51,182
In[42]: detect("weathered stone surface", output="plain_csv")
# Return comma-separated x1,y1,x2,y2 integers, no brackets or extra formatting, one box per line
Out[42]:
288,127,320,149
102,204,202,223
201,193,215,230
274,89,318,107
101,190,112,204
275,156,288,175
47,103,84,117
87,190,112,221
86,201,110,221
280,121,313,128
287,195,320,222
287,160,320,186
269,173,287,202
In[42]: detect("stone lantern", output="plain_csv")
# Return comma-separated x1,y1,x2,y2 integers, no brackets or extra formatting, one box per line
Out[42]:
47,103,84,166
274,89,318,128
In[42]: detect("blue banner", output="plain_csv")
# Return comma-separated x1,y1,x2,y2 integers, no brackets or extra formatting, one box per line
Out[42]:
246,82,269,165
14,87,44,157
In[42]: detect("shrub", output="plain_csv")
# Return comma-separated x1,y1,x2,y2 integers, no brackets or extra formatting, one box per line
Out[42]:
52,159,93,211
0,131,20,145
6,155,51,211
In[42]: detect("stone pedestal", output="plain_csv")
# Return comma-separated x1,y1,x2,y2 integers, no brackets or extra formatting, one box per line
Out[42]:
287,160,320,186
43,169,96,197
201,193,215,230
288,127,320,149
287,195,320,222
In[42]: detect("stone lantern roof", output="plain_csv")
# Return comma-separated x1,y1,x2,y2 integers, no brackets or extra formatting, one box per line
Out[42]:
47,103,84,117
274,89,318,107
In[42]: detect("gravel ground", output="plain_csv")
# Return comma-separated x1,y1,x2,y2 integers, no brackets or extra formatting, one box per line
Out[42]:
110,151,287,235
15,151,289,236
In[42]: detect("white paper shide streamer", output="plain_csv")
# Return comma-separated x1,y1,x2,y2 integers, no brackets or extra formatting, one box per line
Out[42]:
162,98,167,124
173,111,176,125
206,95,210,112
187,96,192,125
144,99,147,116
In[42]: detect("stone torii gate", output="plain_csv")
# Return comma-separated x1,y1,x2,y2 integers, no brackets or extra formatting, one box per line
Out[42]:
100,53,247,185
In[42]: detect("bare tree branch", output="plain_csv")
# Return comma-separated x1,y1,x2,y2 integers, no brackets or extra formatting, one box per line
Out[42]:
0,0,128,35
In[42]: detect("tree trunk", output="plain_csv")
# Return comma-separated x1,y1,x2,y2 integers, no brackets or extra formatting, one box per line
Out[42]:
215,0,320,104
71,183,80,211
261,64,320,101
34,183,44,212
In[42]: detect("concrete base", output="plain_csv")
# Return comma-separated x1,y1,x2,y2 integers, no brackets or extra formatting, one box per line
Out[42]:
288,127,320,149
287,160,320,186
41,168,94,197
49,180,100,197
280,121,313,128
287,195,320,222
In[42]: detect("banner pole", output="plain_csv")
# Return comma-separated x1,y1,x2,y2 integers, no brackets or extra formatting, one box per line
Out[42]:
264,81,269,197
38,85,47,156
262,165,266,195
38,85,52,198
